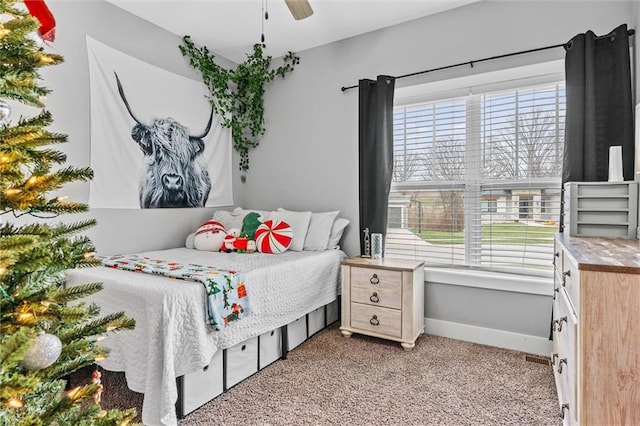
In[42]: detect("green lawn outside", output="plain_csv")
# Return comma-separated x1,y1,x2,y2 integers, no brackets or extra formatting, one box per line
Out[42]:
415,222,557,244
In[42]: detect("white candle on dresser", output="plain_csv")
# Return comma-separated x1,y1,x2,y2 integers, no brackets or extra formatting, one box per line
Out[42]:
609,145,623,182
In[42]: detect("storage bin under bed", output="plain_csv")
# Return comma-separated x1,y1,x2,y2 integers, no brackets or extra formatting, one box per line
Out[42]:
175,298,340,418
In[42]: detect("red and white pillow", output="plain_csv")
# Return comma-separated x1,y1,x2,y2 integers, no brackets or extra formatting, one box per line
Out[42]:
255,220,293,254
193,220,226,251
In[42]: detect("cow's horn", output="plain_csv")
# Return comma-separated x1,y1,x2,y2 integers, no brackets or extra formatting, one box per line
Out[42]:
192,109,214,140
114,71,142,126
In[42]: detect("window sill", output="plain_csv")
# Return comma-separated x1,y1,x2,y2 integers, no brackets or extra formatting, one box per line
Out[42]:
423,266,553,296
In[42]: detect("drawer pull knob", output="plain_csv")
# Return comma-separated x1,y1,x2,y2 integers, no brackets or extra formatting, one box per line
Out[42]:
555,251,560,258
203,365,209,372
560,403,570,419
558,358,567,374
369,315,379,326
551,353,558,365
241,345,246,351
370,274,380,285
562,270,570,287
553,316,567,332
369,292,379,303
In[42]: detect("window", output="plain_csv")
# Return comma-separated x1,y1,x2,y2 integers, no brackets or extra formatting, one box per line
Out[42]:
388,78,565,276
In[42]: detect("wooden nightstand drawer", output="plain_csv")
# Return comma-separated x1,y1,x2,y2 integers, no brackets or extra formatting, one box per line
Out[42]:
350,303,401,338
351,267,401,291
351,281,401,309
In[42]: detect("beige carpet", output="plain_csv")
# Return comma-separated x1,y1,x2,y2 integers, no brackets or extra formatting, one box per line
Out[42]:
75,324,562,425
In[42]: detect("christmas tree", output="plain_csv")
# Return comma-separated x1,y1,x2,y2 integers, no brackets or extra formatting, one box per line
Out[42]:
0,1,137,424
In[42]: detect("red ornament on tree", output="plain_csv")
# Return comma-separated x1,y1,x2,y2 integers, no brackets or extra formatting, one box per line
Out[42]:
24,0,56,41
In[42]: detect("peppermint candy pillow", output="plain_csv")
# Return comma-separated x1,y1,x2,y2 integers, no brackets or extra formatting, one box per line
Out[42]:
255,220,293,254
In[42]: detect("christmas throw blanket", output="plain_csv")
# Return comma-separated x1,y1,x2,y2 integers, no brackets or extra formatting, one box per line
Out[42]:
100,254,249,329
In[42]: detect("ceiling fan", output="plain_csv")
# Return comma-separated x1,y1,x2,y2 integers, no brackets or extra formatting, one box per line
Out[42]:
284,0,314,20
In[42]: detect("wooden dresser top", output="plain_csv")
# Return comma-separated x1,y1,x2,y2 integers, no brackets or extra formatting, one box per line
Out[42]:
342,256,424,272
556,233,640,274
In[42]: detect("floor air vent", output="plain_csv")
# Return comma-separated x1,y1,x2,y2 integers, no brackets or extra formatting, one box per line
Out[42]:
524,354,551,366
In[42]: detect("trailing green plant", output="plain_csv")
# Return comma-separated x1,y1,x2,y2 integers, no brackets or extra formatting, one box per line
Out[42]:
180,36,300,171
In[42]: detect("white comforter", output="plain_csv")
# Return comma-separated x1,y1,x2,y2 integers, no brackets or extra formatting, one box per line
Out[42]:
65,248,346,426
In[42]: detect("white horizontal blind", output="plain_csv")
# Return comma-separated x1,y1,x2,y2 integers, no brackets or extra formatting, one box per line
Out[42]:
388,81,565,275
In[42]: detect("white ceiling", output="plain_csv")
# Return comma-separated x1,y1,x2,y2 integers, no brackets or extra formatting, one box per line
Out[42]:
106,0,481,63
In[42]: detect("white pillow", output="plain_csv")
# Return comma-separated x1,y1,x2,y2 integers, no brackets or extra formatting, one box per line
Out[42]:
185,232,196,249
212,207,246,230
272,208,312,252
303,211,340,251
327,217,350,249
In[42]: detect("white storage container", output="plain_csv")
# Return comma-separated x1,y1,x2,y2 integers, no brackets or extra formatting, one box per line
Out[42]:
225,337,258,389
259,328,282,369
326,299,340,325
286,316,307,350
564,181,638,238
308,306,326,336
179,349,223,417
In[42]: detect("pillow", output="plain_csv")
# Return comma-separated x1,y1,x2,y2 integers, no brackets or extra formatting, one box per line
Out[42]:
212,207,246,230
303,210,340,251
239,208,271,222
185,232,196,249
326,217,350,249
255,220,293,254
193,220,227,251
272,208,312,252
241,212,262,240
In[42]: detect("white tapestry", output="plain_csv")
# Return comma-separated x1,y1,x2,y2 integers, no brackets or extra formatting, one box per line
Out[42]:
86,36,232,209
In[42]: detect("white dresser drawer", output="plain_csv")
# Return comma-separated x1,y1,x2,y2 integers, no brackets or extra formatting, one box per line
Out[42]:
554,290,577,363
553,354,576,426
181,349,223,416
560,251,580,316
259,328,282,369
350,303,401,338
286,315,307,350
225,337,258,389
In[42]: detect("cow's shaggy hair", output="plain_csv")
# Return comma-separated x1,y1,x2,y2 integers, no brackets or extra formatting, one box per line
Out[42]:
115,72,213,209
133,118,211,208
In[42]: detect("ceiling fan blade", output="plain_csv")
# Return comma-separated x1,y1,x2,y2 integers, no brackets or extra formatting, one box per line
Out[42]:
285,0,313,20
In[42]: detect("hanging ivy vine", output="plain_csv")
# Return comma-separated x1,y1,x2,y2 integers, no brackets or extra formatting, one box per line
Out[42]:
179,36,300,171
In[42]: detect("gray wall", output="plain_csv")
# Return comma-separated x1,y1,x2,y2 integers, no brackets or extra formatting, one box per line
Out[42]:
41,1,242,255
32,1,634,350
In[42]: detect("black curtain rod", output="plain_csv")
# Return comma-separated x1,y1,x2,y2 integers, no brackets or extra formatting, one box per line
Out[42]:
340,28,635,92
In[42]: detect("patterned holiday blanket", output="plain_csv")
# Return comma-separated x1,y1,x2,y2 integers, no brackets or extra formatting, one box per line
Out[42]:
99,254,249,329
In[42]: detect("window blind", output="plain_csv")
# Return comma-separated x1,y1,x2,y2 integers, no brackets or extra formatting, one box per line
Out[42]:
388,81,565,276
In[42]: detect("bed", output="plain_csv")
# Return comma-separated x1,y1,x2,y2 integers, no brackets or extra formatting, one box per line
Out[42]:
65,247,346,426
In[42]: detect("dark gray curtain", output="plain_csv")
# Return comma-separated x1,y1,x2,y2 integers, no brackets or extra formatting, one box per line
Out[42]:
358,75,396,254
560,23,634,231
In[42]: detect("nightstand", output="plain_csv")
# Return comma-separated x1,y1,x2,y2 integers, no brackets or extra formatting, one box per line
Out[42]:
339,257,424,350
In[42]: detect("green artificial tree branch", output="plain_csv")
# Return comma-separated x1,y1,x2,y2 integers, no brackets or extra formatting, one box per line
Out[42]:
179,36,300,171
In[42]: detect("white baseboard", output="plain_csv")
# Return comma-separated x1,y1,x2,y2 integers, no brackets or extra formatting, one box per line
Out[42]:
425,318,552,356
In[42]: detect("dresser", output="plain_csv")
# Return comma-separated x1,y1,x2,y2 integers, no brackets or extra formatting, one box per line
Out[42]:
340,257,424,350
553,234,640,425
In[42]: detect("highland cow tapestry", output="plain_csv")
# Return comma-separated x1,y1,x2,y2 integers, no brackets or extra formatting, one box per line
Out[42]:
86,36,233,209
